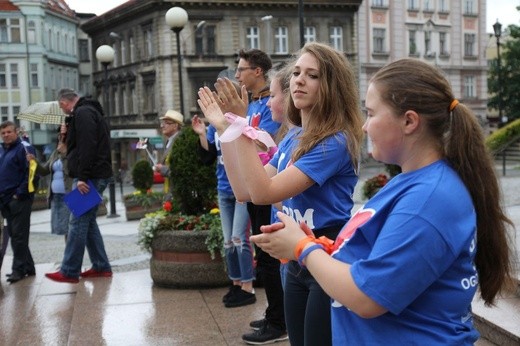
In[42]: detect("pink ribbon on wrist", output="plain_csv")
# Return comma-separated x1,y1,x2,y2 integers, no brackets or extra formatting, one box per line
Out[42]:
220,112,276,149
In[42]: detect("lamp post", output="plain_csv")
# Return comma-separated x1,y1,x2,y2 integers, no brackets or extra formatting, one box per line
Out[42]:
493,19,506,176
95,45,119,217
261,15,273,55
165,7,188,118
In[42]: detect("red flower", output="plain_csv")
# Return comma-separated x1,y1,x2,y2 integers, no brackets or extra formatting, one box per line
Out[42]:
163,201,172,212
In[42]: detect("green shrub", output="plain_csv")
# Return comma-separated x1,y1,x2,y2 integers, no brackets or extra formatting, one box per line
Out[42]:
485,118,520,153
132,160,154,193
169,127,217,215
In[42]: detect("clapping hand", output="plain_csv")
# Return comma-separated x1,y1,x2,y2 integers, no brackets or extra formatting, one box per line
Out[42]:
214,78,249,116
197,86,229,132
191,115,206,135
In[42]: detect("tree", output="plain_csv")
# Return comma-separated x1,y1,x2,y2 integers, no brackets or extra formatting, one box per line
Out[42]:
488,23,520,123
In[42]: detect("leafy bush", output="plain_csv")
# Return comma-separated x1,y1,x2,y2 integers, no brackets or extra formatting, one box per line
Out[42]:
132,160,154,193
485,118,520,153
169,127,217,215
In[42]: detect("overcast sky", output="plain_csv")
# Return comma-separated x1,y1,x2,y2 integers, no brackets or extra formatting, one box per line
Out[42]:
64,0,520,33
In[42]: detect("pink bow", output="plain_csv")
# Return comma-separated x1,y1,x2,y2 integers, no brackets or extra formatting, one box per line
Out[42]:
220,113,276,149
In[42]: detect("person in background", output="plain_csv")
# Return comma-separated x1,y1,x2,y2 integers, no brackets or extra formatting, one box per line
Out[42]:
0,121,37,283
199,42,364,346
154,110,184,194
192,114,256,308
45,88,113,283
27,130,72,242
251,58,515,345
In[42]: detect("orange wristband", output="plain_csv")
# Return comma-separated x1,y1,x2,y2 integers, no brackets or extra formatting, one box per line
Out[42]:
293,236,317,260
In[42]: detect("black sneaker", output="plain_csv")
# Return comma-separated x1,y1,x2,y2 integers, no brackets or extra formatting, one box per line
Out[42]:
249,318,267,330
223,285,241,303
242,323,288,345
224,289,256,308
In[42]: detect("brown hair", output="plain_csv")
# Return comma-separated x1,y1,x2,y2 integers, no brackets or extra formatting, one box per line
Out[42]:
370,58,514,306
238,49,272,79
268,63,293,143
286,42,364,171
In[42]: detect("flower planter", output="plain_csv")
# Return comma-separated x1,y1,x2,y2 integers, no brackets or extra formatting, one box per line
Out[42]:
124,199,163,221
150,230,229,288
32,195,48,211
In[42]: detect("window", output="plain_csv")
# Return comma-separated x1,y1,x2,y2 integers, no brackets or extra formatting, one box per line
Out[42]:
246,27,260,49
122,85,128,114
79,39,89,62
10,63,18,88
27,21,36,44
114,86,119,115
408,0,418,10
464,0,475,15
1,106,8,122
463,75,476,98
113,43,118,67
121,40,126,65
10,18,20,43
373,28,386,53
274,27,288,54
142,25,153,59
464,33,475,56
424,0,433,11
130,83,137,114
0,64,5,87
424,31,431,54
0,19,7,42
57,31,61,52
79,75,90,95
195,25,216,56
48,29,52,50
129,36,136,63
143,82,155,113
409,30,417,54
439,32,448,55
372,0,386,7
329,26,343,52
438,0,449,12
304,26,316,43
0,18,20,42
71,35,76,55
12,106,19,118
30,63,38,87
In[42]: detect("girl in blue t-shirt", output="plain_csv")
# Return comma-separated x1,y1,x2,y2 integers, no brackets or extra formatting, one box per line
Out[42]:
250,58,514,345
198,42,364,346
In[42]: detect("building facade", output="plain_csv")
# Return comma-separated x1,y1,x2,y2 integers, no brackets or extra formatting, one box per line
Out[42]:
81,0,362,170
0,0,79,146
358,0,489,126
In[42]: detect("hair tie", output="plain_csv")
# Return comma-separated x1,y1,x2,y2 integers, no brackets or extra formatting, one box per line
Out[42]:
449,99,459,112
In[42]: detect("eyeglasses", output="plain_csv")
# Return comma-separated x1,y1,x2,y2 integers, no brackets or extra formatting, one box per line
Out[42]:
235,66,257,73
160,121,175,125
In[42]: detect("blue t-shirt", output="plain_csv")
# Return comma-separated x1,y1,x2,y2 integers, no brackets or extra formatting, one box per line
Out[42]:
270,131,357,232
247,95,280,137
207,125,232,195
331,160,479,345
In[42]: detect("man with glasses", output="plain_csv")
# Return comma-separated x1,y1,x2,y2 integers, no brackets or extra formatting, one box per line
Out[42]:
154,110,184,193
233,49,286,345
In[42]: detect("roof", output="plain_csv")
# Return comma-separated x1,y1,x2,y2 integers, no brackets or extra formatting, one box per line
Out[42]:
46,0,76,18
0,0,20,12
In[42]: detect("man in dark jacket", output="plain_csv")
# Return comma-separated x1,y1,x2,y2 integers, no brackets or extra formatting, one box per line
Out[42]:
0,121,36,283
45,89,113,283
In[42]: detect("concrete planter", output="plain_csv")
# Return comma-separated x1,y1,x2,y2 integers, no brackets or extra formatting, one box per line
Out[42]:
124,199,162,221
150,230,229,288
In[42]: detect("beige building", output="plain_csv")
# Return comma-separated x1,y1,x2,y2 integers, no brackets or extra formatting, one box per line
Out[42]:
80,0,362,169
358,0,489,126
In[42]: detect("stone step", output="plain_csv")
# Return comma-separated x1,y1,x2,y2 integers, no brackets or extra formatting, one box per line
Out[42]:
472,282,520,346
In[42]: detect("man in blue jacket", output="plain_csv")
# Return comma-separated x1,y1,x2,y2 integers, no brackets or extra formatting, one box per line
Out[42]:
0,121,36,283
45,88,113,283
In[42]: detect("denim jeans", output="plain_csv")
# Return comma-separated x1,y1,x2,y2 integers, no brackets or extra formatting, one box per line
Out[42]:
284,261,333,346
218,192,254,282
60,178,111,278
50,193,71,235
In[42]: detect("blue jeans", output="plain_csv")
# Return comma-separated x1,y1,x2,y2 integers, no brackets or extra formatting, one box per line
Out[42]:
218,192,254,282
51,193,71,235
60,178,111,278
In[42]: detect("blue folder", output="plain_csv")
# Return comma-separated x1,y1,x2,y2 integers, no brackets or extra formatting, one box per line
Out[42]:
63,180,103,217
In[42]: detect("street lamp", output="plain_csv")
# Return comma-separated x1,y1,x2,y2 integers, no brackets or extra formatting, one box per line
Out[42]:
493,19,507,176
165,6,188,118
261,15,273,55
95,44,119,217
